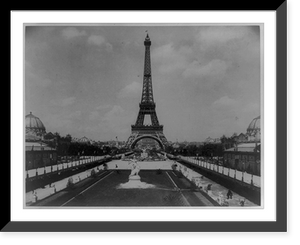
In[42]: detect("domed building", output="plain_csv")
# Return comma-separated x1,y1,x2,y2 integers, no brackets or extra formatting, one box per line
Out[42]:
25,112,57,173
247,116,261,142
25,112,46,141
223,116,261,176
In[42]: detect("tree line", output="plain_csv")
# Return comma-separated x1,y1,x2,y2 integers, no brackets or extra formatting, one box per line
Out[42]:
43,132,127,157
164,134,238,157
42,132,238,158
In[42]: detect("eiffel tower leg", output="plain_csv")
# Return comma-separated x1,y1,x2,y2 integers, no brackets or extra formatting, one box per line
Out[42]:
150,111,159,126
125,132,139,149
135,112,145,126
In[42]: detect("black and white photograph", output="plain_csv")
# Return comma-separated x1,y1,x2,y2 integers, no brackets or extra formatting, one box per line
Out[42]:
24,24,262,208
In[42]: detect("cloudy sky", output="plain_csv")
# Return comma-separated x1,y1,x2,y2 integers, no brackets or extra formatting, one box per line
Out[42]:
25,25,261,142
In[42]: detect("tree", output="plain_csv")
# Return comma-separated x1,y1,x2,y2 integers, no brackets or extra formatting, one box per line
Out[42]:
65,134,72,143
220,135,227,144
165,145,175,154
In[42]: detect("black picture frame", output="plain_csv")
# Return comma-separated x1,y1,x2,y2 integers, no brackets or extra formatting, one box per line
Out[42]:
4,2,287,232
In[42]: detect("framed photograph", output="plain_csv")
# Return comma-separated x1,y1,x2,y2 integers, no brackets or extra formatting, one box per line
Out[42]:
5,2,286,232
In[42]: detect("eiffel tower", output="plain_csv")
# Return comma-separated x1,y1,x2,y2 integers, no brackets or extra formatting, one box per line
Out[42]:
126,34,168,149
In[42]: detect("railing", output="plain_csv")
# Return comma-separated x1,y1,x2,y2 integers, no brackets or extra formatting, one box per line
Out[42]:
178,156,260,188
25,155,110,179
26,163,107,205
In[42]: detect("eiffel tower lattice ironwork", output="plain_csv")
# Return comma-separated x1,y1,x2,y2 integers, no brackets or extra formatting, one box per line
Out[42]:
126,34,168,149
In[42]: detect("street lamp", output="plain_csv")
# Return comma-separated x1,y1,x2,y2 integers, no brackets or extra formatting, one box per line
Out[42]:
242,161,245,182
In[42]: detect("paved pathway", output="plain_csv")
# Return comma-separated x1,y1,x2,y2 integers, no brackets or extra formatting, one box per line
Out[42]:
26,164,106,205
107,159,173,170
175,162,257,207
181,156,261,187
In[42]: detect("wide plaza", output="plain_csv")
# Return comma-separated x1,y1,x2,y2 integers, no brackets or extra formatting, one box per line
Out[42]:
29,158,256,207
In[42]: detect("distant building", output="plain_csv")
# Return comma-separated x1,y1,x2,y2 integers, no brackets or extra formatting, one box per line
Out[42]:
223,116,261,176
25,112,57,171
77,136,90,144
136,138,158,149
223,142,260,176
234,133,248,143
204,137,221,144
44,132,56,140
25,141,57,171
247,116,261,142
25,112,46,141
187,142,204,147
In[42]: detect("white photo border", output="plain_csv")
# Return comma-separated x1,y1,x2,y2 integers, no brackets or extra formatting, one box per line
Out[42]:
11,10,276,223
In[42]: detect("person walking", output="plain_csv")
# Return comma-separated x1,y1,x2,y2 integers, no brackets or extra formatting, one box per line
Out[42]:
32,191,38,203
227,189,233,199
239,198,245,206
218,192,224,206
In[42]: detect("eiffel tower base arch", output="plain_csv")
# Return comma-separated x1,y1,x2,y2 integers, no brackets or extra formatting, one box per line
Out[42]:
128,133,165,150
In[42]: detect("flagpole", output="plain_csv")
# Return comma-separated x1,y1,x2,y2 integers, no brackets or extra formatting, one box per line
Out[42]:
40,140,45,175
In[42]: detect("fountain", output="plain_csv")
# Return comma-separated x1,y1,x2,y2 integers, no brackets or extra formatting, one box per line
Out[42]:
117,159,155,189
141,148,148,159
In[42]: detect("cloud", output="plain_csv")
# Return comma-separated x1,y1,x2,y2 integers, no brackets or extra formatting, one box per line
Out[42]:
89,105,113,121
196,26,252,45
87,35,105,46
182,59,230,79
103,105,125,120
80,105,134,140
51,97,76,107
244,102,260,113
117,81,142,99
212,96,238,110
43,110,81,131
26,69,52,87
26,61,53,87
105,43,113,52
87,35,113,51
152,43,191,73
243,102,260,117
98,105,135,135
89,110,101,121
61,27,87,39
40,78,52,87
61,97,76,106
95,104,112,111
152,41,231,83
66,110,82,119
45,114,72,129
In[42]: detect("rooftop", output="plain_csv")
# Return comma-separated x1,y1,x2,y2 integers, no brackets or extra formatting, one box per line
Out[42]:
225,142,260,152
25,142,56,151
25,112,46,131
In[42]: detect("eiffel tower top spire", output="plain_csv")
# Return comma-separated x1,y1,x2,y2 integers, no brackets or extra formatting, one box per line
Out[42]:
145,33,150,43
141,33,154,104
